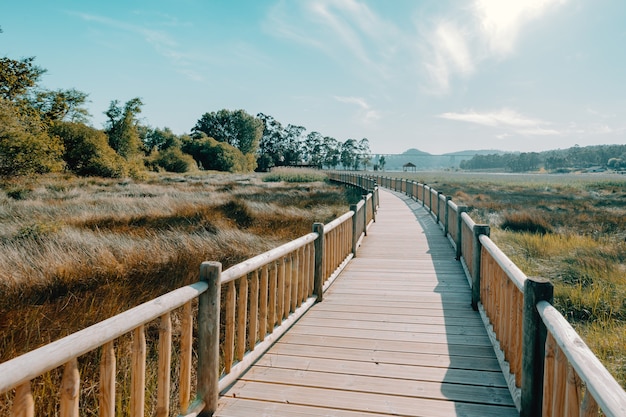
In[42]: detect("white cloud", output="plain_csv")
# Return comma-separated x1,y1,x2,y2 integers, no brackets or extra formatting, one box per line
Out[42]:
474,0,568,56
265,0,401,81
334,95,381,124
420,0,568,93
439,108,560,135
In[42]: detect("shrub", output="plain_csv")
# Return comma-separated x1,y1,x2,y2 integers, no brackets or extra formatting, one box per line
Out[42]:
49,121,128,178
181,134,255,173
500,211,553,234
149,147,196,173
0,99,65,176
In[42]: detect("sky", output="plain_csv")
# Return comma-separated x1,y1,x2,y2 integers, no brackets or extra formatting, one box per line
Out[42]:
1,0,626,155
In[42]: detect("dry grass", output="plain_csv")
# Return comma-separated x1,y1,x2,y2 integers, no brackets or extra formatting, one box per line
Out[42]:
0,170,355,415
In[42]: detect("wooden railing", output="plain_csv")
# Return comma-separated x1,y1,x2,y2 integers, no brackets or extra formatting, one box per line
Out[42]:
0,183,378,417
329,173,626,417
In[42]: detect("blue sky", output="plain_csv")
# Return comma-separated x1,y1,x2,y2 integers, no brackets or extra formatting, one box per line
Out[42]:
2,0,625,155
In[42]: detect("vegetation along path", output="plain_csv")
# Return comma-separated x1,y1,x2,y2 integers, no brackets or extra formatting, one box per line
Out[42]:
215,188,518,417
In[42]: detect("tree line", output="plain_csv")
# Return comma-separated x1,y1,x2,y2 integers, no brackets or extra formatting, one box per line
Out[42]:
459,145,626,172
0,41,371,178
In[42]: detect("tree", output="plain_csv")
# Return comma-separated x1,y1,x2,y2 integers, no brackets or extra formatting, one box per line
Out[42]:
358,138,372,170
322,136,340,169
182,133,256,173
192,109,262,155
305,131,324,168
0,56,45,102
0,98,64,176
104,98,144,159
283,124,305,166
49,121,127,177
378,155,386,171
142,126,180,152
341,139,358,170
149,146,197,173
256,113,285,171
30,88,90,123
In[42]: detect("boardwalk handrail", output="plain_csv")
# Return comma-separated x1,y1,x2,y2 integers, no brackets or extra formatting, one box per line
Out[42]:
329,172,626,417
0,185,377,417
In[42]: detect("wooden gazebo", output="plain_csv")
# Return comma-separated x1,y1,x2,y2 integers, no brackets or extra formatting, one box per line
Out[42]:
403,162,417,172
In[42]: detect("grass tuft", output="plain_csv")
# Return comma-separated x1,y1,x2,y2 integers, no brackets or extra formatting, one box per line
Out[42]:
500,211,553,234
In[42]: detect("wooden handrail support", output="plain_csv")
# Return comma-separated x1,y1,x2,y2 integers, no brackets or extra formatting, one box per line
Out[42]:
520,277,553,417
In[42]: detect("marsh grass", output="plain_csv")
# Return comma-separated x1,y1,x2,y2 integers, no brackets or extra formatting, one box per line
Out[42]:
0,171,352,415
262,166,328,183
391,171,626,388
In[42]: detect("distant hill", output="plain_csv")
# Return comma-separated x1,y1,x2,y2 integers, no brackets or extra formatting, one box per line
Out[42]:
402,148,432,156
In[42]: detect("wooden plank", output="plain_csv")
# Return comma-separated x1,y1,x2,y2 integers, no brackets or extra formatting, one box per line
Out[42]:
277,332,497,358
269,341,503,371
216,397,390,417
295,316,489,336
301,308,486,327
254,354,508,387
239,366,515,406
220,381,518,417
306,303,485,320
286,324,492,347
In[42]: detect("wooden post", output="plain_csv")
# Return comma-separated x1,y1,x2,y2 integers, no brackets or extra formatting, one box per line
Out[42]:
471,224,490,310
131,325,146,417
443,196,451,237
13,382,34,417
520,277,553,417
362,195,368,236
456,206,467,260
198,261,221,416
350,204,358,256
313,222,325,302
369,190,376,222
99,341,115,417
156,313,172,417
60,358,79,417
180,303,192,411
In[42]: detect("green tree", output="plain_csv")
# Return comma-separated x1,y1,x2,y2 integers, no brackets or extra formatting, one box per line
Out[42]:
340,139,358,170
104,98,144,159
322,136,340,169
358,138,372,170
30,88,90,123
142,126,180,152
0,98,64,176
182,133,256,173
192,109,262,155
257,113,287,171
149,146,197,173
283,124,305,166
49,121,127,177
305,131,324,168
378,155,386,171
0,56,46,102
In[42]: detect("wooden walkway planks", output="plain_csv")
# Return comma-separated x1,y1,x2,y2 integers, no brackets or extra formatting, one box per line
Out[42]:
215,189,518,417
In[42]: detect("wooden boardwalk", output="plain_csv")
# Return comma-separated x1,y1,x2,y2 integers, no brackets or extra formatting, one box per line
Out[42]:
215,189,518,417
